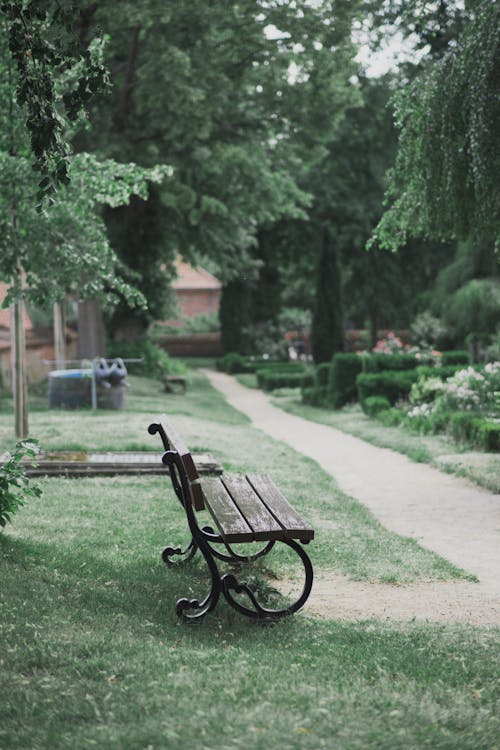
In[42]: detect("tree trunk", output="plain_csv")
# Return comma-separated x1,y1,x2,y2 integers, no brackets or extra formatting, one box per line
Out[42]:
10,296,28,438
311,229,345,364
77,299,106,359
53,302,66,369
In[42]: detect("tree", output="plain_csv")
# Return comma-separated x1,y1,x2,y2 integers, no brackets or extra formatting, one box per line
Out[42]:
372,0,499,251
76,0,359,337
0,9,168,434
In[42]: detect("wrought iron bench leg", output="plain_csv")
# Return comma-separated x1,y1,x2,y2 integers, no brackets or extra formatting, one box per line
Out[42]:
174,527,224,623
221,539,314,621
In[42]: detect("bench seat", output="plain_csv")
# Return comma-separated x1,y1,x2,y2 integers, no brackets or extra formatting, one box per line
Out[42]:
200,474,314,543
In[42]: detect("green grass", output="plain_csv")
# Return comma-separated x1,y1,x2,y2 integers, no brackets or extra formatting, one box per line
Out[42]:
2,476,499,750
2,373,469,583
272,395,500,494
1,368,499,748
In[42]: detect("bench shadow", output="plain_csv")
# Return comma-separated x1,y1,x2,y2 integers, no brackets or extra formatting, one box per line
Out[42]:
1,534,302,636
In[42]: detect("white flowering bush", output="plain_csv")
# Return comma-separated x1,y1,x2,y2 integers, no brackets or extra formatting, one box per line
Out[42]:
409,376,445,405
443,364,499,413
408,362,500,418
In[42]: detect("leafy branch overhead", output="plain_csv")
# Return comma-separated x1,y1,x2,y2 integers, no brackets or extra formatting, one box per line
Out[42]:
371,1,499,251
1,0,109,202
0,149,172,309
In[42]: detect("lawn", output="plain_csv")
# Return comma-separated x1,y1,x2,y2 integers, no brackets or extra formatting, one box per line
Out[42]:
1,366,499,749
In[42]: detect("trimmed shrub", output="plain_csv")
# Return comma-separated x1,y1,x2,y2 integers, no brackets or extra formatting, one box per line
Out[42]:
301,372,315,389
447,412,500,451
362,353,419,373
448,411,475,444
256,363,307,391
377,408,405,427
356,370,419,405
216,352,253,374
328,353,363,408
441,350,470,366
257,369,306,391
473,420,500,452
415,364,469,381
362,396,391,417
301,386,325,407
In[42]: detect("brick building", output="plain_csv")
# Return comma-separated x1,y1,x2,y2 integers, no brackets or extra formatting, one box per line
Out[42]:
170,258,221,321
0,283,77,387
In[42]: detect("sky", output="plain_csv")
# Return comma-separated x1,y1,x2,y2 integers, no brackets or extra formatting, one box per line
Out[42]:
355,30,427,76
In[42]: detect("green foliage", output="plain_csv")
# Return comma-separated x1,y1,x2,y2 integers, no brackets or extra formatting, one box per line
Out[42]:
375,406,405,427
328,353,364,409
362,396,392,418
0,0,109,202
373,1,500,249
409,312,449,349
300,363,331,407
106,338,185,377
256,363,307,391
415,364,469,381
77,0,359,330
362,353,419,373
441,350,470,366
446,278,500,343
0,439,40,527
357,370,419,406
216,353,255,375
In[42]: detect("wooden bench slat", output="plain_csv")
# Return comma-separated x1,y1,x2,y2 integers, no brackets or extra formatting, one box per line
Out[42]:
221,474,284,541
200,477,254,543
246,474,314,541
152,416,205,510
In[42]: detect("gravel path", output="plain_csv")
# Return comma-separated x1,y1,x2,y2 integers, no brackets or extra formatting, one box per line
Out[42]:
202,369,500,626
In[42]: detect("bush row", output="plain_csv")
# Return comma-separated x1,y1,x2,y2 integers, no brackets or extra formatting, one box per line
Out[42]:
256,363,308,391
216,352,285,374
370,404,499,452
300,351,471,410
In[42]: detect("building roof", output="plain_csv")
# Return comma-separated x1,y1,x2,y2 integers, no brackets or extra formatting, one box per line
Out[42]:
172,258,221,291
0,282,33,331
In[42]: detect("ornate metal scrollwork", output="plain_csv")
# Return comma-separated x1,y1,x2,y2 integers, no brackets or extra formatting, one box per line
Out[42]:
221,539,314,621
162,539,198,566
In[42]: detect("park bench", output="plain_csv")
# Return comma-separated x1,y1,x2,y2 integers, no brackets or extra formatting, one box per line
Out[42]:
157,364,187,394
148,415,314,623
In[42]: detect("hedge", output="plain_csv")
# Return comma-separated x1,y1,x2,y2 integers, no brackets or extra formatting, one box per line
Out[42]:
356,370,419,405
362,396,391,417
216,352,254,373
328,353,363,409
441,350,470,366
301,386,326,407
216,353,284,374
415,364,470,381
257,365,308,391
362,353,419,373
448,413,500,451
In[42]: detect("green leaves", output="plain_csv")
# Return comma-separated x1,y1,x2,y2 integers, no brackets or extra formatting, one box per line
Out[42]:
1,0,109,202
0,439,41,528
372,1,500,250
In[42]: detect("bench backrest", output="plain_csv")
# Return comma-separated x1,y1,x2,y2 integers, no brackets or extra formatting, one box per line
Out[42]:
148,415,205,511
